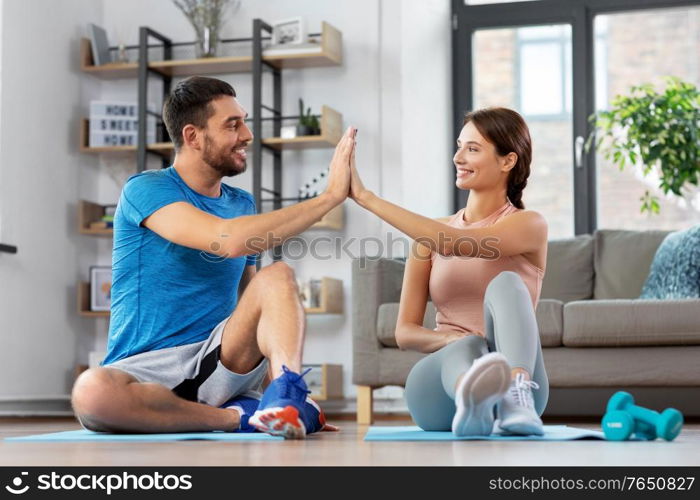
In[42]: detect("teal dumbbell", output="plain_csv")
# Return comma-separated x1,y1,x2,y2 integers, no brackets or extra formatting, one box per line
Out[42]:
602,410,656,441
605,391,683,441
634,420,658,441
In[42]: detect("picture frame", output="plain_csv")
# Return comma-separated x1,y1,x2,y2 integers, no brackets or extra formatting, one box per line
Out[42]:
271,17,306,46
90,266,112,311
87,23,112,66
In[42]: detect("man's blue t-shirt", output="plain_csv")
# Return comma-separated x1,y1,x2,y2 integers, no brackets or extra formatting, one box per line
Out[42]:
102,166,257,365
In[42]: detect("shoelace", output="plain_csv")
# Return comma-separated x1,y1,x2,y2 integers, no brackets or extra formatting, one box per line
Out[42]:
509,373,539,409
279,365,312,399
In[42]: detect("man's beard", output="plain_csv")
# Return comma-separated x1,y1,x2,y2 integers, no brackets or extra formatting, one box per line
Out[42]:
202,134,247,177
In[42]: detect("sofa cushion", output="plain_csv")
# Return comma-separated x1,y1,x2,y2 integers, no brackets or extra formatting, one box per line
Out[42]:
377,302,437,347
543,346,700,386
376,300,563,347
540,235,594,303
562,299,700,346
536,299,564,347
593,229,669,299
640,225,700,299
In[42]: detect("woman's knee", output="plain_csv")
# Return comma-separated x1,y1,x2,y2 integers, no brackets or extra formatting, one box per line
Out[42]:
446,335,488,358
485,271,527,301
405,357,455,431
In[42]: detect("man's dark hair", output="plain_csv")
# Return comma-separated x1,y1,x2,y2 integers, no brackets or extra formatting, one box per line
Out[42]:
162,76,236,151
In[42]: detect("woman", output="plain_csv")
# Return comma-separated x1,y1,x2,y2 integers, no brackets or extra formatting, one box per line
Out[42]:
349,107,549,436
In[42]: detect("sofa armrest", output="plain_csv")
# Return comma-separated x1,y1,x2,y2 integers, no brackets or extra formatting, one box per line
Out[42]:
352,257,406,385
563,298,700,346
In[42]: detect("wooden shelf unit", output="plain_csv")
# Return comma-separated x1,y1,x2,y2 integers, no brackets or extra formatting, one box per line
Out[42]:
78,200,114,236
80,105,343,155
77,281,110,317
79,118,173,158
302,363,343,401
262,105,343,150
80,22,342,80
305,277,343,315
77,21,345,325
78,199,341,235
76,277,342,317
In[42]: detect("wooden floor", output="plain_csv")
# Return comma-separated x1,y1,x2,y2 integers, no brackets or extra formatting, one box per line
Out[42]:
1,417,698,466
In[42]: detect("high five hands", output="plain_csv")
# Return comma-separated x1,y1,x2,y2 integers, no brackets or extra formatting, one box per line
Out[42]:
324,126,371,206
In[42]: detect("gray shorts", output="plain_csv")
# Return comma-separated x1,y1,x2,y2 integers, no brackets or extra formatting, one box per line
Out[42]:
104,317,269,407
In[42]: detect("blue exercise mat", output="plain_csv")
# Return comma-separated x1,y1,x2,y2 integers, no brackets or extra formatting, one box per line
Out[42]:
5,429,283,442
365,425,609,441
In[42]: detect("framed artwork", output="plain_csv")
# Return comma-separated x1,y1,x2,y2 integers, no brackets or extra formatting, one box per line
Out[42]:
90,266,112,311
271,17,305,45
88,23,112,65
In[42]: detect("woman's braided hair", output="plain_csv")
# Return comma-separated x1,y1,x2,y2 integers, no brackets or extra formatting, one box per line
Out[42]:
463,107,532,209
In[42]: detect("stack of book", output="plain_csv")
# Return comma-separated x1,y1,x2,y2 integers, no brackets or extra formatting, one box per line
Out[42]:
89,205,117,230
89,101,156,147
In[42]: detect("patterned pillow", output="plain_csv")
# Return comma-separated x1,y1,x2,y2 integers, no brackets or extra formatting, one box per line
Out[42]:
639,224,700,299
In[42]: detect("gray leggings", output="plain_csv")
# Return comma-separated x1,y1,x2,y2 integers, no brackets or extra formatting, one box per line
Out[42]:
404,271,549,431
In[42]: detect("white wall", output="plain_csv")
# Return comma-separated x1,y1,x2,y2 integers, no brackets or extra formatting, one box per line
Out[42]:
0,0,103,412
0,0,451,410
0,0,4,239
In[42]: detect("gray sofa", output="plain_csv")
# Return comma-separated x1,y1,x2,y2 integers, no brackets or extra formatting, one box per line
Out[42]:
352,229,700,424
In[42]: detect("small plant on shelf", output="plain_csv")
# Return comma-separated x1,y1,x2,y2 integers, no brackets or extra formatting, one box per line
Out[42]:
296,98,321,136
173,0,240,58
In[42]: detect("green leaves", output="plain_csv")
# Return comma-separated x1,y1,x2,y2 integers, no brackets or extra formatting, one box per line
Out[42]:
298,98,320,132
640,191,661,215
587,76,700,214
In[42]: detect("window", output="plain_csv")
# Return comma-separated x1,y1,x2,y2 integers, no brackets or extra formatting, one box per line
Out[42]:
466,0,540,4
517,26,570,119
454,0,700,234
473,25,575,238
595,5,700,231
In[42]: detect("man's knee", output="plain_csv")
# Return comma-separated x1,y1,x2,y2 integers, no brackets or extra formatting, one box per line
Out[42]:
256,261,297,287
71,368,125,432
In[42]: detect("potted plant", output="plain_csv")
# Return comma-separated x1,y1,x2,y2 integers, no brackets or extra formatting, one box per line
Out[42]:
296,98,321,136
586,76,700,214
173,0,239,58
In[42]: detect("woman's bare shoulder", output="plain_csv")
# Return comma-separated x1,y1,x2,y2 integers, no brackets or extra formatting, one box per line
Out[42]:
502,209,548,230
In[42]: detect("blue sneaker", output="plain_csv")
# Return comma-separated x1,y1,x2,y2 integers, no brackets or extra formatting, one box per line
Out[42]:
248,366,312,439
302,397,330,434
220,394,260,433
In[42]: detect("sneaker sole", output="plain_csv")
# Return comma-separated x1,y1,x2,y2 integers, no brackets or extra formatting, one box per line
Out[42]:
452,352,511,437
248,406,306,439
498,416,544,436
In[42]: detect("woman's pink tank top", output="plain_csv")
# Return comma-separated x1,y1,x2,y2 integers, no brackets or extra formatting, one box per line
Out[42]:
429,200,544,336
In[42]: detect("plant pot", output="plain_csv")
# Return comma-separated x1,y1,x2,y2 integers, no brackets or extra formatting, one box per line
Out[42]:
195,27,218,58
296,124,311,136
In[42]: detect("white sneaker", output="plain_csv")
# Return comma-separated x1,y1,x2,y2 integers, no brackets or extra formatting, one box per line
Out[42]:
497,372,544,436
451,352,511,436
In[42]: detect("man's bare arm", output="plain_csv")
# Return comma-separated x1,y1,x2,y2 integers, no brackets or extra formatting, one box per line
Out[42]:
142,126,356,258
143,193,338,258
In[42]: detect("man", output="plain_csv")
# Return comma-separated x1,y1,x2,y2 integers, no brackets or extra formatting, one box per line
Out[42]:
72,76,355,439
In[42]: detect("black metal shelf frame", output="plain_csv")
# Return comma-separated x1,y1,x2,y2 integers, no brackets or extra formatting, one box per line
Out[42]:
252,19,284,261
0,243,17,254
137,27,172,171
